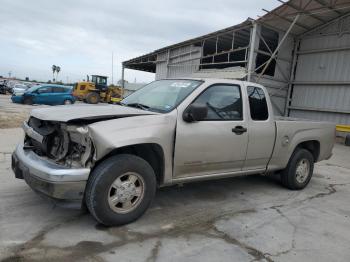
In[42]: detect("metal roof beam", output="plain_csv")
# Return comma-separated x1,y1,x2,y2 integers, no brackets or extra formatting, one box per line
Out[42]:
299,11,350,37
256,21,297,37
261,3,350,23
262,8,311,30
256,14,300,82
313,0,343,15
277,0,326,23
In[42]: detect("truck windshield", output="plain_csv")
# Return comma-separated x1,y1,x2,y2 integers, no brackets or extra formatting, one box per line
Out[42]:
121,79,203,113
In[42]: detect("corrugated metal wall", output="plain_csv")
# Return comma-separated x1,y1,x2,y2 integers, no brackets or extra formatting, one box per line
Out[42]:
155,52,168,80
155,45,201,80
289,15,350,124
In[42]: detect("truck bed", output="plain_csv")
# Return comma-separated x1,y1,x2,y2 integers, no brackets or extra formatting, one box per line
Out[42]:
267,117,335,171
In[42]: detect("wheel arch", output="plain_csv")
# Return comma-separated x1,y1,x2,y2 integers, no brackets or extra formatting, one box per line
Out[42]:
93,143,165,186
295,140,320,162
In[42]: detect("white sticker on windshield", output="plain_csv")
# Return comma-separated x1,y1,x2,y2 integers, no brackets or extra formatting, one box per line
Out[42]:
170,82,192,88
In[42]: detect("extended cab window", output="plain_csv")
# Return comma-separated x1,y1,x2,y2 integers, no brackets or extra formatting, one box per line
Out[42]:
194,84,242,120
247,86,269,121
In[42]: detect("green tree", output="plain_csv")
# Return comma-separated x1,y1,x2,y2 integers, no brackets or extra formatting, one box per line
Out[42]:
52,65,57,82
56,66,61,81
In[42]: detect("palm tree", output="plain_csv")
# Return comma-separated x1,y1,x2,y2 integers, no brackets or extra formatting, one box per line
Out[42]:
56,66,61,81
52,65,56,82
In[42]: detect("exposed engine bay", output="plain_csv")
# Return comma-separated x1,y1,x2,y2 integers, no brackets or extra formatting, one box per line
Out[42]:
24,117,94,168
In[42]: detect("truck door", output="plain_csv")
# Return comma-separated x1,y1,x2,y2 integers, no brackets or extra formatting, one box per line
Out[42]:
243,85,276,171
174,84,249,178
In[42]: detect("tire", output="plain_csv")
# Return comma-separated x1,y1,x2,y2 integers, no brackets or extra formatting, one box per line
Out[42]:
23,97,33,105
85,92,100,104
63,99,72,105
345,134,350,147
85,154,157,226
280,148,314,190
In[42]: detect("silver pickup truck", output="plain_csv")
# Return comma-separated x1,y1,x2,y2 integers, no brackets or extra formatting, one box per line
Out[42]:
12,78,335,226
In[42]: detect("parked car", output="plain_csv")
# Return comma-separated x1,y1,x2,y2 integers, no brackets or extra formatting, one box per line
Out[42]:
12,83,29,95
0,80,16,94
12,79,335,226
11,84,75,105
0,80,7,94
7,80,19,94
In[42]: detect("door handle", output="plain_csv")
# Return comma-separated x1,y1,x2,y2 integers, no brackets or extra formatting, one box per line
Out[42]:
232,126,247,135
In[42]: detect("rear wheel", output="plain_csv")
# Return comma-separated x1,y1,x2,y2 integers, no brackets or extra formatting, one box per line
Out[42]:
280,148,314,190
345,134,350,146
23,97,33,105
85,92,100,104
63,99,73,105
85,154,156,226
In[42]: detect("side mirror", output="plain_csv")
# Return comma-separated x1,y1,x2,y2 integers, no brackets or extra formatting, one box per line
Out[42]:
183,103,208,123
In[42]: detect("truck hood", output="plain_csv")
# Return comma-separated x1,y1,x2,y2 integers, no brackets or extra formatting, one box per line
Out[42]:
30,104,158,123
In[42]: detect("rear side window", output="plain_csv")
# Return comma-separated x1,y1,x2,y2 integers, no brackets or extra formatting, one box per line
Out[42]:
247,86,269,121
194,84,243,120
53,87,65,93
37,86,52,93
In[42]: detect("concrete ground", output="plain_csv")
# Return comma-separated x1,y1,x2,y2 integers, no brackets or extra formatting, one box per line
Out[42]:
0,127,350,262
0,95,46,128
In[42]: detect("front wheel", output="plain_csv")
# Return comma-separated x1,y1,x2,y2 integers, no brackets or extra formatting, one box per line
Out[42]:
85,154,156,226
85,92,100,104
280,148,314,190
23,97,33,105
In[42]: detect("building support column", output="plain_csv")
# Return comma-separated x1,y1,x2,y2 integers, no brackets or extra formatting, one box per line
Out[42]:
284,39,300,116
247,22,257,82
165,50,170,78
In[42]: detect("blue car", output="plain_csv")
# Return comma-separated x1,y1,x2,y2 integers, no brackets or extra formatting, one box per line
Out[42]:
11,84,75,105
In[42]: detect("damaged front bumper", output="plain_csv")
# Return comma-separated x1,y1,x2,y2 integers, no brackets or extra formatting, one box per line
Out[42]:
12,143,90,200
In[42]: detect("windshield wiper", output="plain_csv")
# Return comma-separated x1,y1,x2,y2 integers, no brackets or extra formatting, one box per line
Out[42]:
125,103,150,111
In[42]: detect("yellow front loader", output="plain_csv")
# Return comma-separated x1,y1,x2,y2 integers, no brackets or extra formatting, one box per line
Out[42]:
73,75,123,104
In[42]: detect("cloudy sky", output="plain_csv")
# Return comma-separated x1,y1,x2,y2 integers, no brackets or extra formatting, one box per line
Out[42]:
0,0,279,83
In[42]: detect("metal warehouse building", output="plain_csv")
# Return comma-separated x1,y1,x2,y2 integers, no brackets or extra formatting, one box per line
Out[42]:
122,0,350,127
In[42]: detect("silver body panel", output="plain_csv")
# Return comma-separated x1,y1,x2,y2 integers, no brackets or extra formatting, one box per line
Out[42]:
88,113,177,185
268,120,335,171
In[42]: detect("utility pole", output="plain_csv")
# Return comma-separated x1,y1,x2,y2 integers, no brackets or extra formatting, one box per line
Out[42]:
111,52,114,85
121,65,125,89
